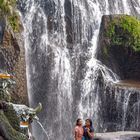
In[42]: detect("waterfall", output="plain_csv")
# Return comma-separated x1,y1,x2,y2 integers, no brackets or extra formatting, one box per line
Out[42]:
17,0,140,140
36,121,50,140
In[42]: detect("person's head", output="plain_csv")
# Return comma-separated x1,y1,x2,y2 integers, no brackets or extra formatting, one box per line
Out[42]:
85,119,93,127
76,118,83,126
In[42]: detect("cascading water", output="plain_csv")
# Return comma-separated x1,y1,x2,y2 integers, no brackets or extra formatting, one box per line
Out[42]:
36,121,50,140
17,0,140,139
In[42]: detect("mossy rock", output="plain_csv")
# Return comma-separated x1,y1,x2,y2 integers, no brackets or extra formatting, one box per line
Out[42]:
0,0,20,32
106,15,140,52
0,79,12,102
0,110,28,140
3,103,28,135
97,15,140,80
8,11,21,32
4,104,20,131
0,90,11,102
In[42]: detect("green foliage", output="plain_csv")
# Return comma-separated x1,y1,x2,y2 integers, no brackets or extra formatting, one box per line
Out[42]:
107,15,140,52
0,0,20,32
8,12,20,32
4,104,20,131
0,0,10,14
0,0,16,15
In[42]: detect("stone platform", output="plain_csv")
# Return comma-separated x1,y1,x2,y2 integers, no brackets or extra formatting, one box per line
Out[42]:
94,131,140,140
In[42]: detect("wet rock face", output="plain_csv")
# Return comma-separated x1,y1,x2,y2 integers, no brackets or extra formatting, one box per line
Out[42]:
0,18,5,44
0,101,7,111
94,70,140,132
0,17,28,105
95,15,140,132
102,85,140,131
0,136,5,140
97,15,140,81
0,14,28,140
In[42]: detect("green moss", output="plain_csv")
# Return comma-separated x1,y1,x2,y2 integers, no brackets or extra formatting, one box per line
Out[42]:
0,0,10,15
107,15,140,52
0,0,20,32
4,104,20,131
8,12,20,32
0,111,27,140
0,90,11,101
0,0,16,15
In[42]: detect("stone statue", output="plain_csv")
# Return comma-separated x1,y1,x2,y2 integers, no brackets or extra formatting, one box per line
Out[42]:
12,102,42,127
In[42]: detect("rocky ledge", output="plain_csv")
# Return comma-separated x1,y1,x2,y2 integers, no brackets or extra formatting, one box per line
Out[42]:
94,131,140,140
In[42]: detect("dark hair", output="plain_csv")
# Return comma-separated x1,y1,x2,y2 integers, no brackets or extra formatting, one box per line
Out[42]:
86,119,93,127
76,118,82,126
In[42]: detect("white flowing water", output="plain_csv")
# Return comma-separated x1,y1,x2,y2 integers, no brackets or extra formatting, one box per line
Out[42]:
36,121,50,140
17,0,140,139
